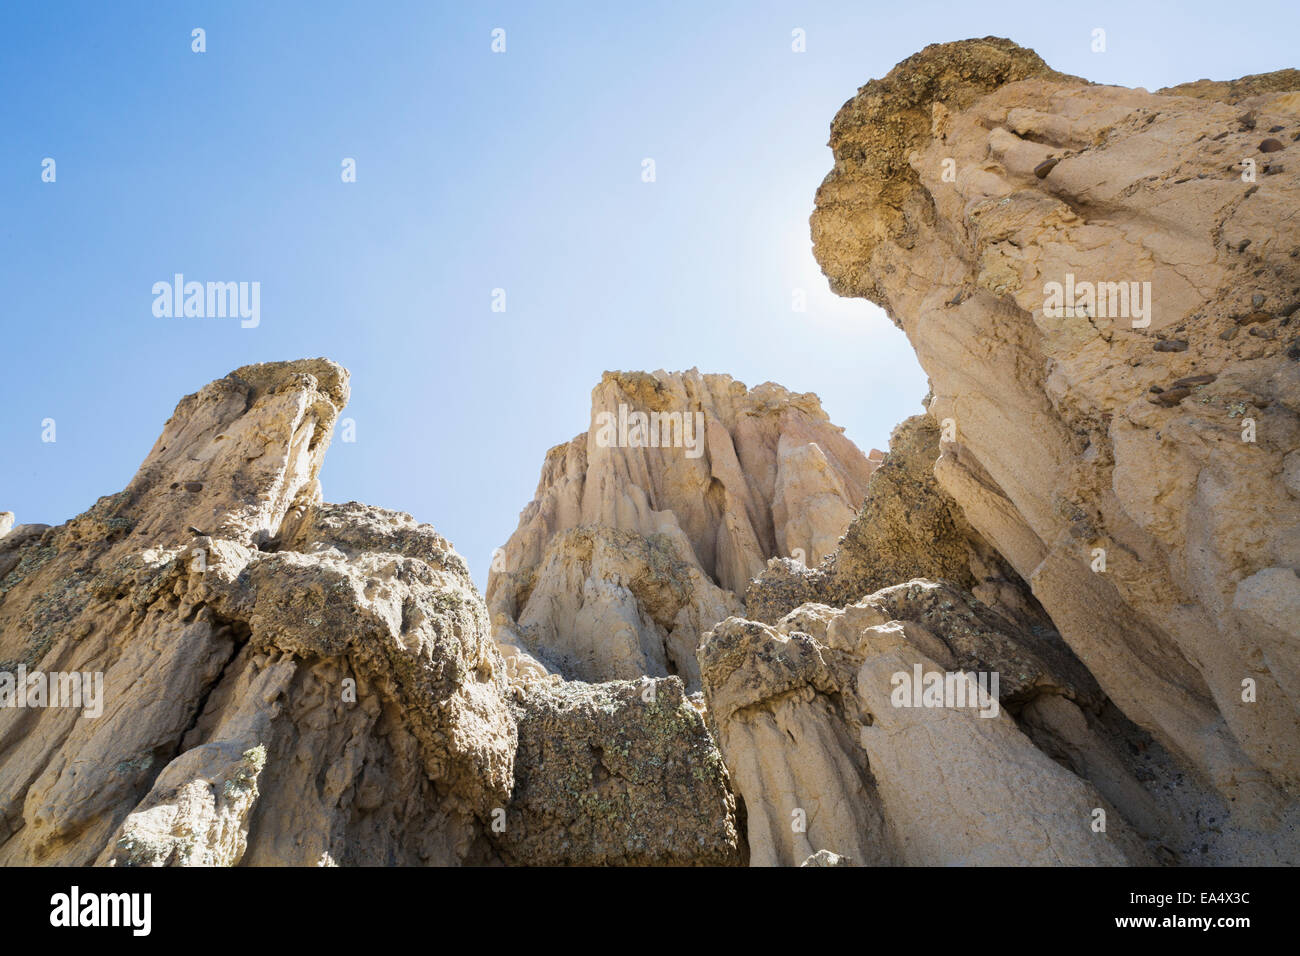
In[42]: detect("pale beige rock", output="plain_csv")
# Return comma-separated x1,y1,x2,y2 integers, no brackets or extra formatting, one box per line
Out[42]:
0,360,739,867
800,849,853,866
700,616,896,867
0,362,517,865
509,526,740,687
488,370,879,688
812,37,1300,829
852,620,1146,866
1233,567,1300,685
490,615,555,683
100,738,275,867
1019,693,1176,848
701,583,1153,866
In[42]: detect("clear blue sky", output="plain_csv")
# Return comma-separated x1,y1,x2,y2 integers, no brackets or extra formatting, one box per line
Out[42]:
2,1,1295,588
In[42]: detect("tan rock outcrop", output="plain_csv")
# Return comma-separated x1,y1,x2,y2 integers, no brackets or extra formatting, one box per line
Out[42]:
0,360,741,866
488,369,879,688
701,582,1154,866
811,38,1300,830
7,37,1298,870
0,362,512,865
497,525,740,689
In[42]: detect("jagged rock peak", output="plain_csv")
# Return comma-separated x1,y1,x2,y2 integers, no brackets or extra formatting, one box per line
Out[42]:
0,360,741,867
486,368,881,688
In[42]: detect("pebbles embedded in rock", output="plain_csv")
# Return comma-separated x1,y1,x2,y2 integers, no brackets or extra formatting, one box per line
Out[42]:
183,481,204,493
1153,340,1189,352
1033,157,1059,179
1259,138,1285,153
1235,311,1272,325
1148,387,1192,406
1171,374,1216,388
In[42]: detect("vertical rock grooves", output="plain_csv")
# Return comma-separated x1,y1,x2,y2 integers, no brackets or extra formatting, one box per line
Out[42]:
486,369,881,689
802,37,1300,860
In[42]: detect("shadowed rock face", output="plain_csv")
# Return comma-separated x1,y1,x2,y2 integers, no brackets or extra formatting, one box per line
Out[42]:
487,368,880,689
700,586,1155,867
811,38,1300,830
0,360,740,866
745,414,1047,629
484,676,741,866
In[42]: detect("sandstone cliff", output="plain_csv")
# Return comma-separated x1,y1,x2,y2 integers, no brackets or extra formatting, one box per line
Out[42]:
705,411,1274,865
486,369,880,688
808,36,1300,842
0,361,740,866
3,36,1298,870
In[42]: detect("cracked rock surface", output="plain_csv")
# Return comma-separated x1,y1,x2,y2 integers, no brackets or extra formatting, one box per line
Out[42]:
811,37,1300,846
0,360,740,866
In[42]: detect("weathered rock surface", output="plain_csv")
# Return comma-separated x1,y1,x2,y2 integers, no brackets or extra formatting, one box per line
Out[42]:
487,369,879,688
484,676,741,866
0,361,741,866
493,526,740,690
701,583,1154,866
800,849,852,866
811,37,1300,842
745,414,1047,630
5,38,1298,869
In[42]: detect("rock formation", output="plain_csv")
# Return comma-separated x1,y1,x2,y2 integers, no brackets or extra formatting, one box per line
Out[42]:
3,36,1298,869
744,414,1045,629
0,360,740,866
700,586,1156,866
809,36,1300,846
485,676,740,865
486,369,880,688
721,401,1293,864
